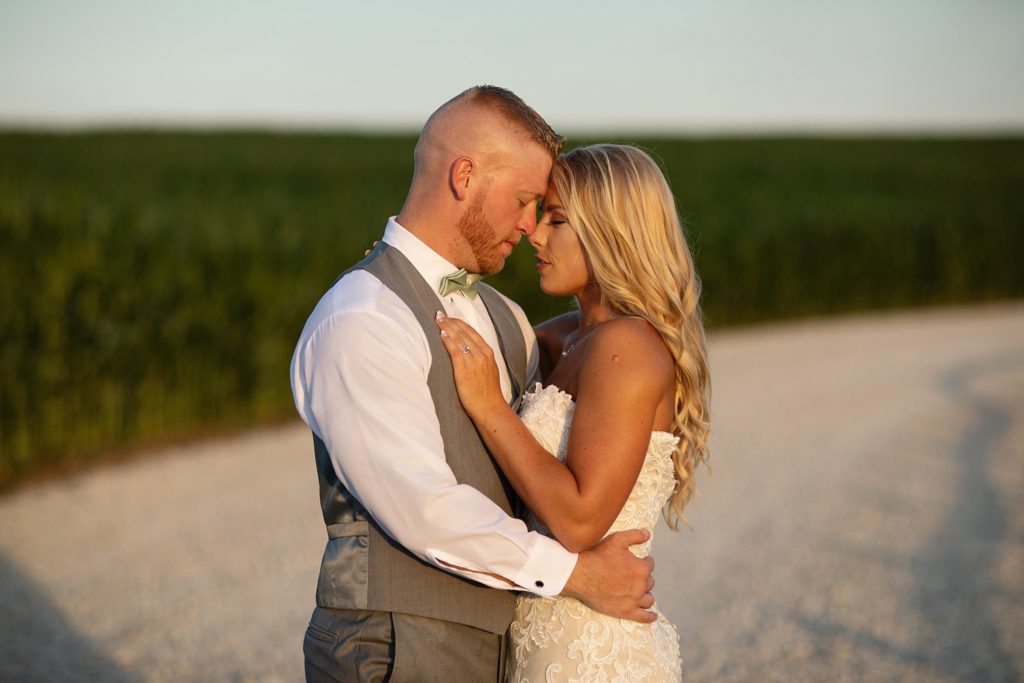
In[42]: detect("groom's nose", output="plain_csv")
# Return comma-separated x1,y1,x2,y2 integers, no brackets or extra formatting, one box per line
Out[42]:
515,202,538,236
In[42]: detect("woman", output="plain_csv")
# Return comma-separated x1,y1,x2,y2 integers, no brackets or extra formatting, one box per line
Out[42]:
436,144,710,681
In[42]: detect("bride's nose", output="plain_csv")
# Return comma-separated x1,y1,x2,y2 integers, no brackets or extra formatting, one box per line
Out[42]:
529,221,548,248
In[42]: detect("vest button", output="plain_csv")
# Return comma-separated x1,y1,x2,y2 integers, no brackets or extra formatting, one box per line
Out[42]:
535,580,544,588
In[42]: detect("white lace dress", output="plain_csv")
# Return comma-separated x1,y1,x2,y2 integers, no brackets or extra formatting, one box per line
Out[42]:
508,384,683,682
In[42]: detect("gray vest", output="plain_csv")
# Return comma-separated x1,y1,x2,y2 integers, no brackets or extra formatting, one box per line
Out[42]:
312,243,528,634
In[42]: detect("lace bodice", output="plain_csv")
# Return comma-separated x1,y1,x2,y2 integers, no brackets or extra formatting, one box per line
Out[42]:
518,383,679,554
509,384,683,682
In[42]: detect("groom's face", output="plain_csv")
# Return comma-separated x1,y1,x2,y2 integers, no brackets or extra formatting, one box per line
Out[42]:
458,141,552,275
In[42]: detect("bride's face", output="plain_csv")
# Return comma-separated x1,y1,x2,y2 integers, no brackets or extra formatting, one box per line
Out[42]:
530,186,590,297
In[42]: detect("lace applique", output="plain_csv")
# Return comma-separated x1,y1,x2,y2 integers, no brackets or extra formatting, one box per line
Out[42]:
509,384,683,682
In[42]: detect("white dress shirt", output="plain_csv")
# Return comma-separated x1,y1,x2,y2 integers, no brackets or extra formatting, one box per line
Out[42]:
290,217,577,597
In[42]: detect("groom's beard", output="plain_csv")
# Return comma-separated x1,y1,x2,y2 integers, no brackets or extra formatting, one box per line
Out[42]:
457,190,505,276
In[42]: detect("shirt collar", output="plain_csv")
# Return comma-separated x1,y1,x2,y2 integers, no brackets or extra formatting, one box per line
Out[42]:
381,217,463,295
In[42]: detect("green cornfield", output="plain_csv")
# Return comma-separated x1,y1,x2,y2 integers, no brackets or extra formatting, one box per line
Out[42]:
1,132,1021,485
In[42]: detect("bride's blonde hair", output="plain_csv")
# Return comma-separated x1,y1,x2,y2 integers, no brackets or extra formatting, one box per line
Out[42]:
550,144,710,528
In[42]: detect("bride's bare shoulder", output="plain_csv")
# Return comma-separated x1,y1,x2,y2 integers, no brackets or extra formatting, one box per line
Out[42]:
585,317,674,379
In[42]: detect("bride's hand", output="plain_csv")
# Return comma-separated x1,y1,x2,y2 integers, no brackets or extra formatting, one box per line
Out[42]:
435,312,506,419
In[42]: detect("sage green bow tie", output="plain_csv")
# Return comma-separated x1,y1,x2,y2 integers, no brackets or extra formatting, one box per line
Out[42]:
439,269,485,300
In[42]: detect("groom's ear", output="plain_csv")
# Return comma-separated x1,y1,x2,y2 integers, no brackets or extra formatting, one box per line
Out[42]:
449,156,474,201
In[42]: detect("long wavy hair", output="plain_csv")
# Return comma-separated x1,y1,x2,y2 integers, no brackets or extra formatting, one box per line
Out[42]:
550,144,710,528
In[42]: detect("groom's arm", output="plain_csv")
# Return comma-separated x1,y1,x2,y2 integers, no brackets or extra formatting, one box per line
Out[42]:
292,277,655,619
291,290,575,597
436,529,658,625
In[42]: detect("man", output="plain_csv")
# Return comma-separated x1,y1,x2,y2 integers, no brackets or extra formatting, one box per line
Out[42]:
290,86,656,682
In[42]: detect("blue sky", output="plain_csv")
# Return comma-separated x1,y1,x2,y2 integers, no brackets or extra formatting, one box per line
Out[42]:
1,0,1022,132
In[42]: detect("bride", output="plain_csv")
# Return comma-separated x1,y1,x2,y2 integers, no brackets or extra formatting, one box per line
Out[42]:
436,143,710,681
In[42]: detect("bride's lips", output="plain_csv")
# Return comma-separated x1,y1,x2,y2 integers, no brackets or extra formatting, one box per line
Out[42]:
535,256,550,271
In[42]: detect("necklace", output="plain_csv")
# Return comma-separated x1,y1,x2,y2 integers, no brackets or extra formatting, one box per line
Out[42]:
560,327,598,359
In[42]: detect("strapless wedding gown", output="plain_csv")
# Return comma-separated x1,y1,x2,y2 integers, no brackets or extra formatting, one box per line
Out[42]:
508,384,683,682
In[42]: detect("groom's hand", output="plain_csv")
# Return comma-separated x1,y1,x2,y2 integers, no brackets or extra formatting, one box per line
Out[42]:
561,528,657,624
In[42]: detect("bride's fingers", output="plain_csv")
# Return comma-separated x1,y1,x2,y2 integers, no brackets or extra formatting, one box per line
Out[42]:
437,314,488,346
437,323,470,359
435,313,490,358
435,313,478,361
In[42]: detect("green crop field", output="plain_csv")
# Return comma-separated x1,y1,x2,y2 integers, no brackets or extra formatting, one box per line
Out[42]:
1,132,1021,485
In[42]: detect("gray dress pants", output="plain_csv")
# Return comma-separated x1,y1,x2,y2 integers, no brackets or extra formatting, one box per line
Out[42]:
304,606,508,683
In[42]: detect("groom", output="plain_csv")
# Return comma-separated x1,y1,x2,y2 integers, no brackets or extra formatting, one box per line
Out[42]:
290,86,656,682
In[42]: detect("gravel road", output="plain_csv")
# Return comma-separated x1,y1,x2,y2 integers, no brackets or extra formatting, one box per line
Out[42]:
2,303,1022,682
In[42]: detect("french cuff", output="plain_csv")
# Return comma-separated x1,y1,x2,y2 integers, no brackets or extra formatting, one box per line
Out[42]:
513,534,578,598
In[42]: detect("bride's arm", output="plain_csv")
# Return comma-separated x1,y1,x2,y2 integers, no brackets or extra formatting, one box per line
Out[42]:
436,314,673,552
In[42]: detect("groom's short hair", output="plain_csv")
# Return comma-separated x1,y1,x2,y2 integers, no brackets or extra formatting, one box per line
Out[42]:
455,85,565,159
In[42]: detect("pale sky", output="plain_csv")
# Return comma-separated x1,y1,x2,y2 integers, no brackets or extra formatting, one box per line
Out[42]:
1,0,1022,133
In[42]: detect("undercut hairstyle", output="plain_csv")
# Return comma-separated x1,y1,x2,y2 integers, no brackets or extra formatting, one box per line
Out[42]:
551,144,711,529
458,85,565,159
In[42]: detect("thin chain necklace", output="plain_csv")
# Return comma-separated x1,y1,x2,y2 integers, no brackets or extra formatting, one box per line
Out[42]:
560,326,599,359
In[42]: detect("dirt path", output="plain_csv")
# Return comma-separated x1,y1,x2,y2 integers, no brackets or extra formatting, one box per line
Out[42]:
2,303,1022,682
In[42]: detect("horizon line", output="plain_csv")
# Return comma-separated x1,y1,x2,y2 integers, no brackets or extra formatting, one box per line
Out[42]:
2,118,1023,138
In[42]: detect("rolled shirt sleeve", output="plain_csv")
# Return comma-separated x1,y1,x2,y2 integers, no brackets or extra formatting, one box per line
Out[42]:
290,272,577,596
